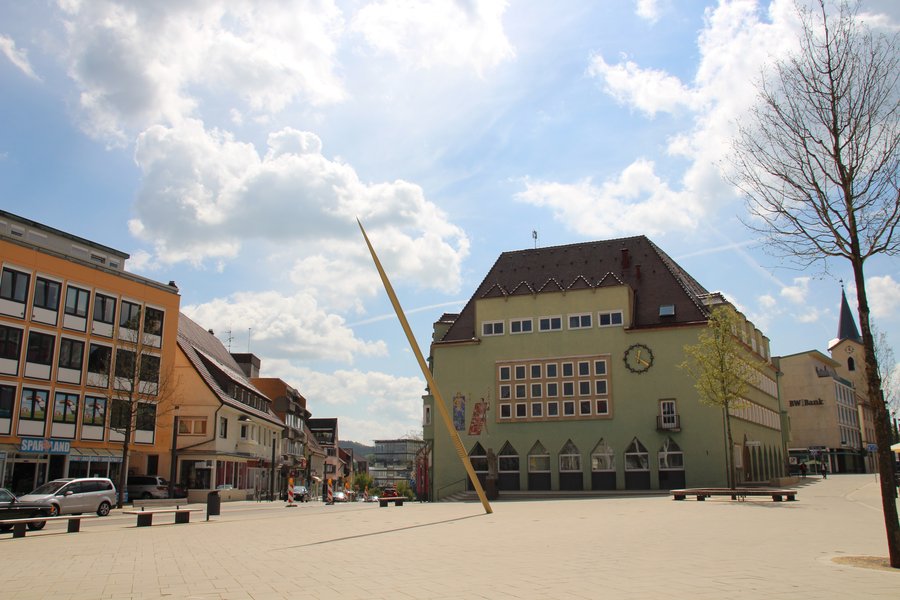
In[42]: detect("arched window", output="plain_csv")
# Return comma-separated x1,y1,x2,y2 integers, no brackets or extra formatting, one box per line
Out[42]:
657,437,683,471
625,438,649,471
591,438,616,490
527,441,550,473
467,442,487,491
497,441,520,491
559,439,581,472
848,357,855,371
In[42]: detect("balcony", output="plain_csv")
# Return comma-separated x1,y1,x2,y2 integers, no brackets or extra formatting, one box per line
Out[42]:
657,415,681,432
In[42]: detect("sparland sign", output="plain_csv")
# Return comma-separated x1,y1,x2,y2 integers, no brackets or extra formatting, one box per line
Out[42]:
19,437,71,454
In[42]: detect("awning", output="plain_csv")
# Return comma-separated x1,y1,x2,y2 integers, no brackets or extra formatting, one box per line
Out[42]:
69,448,122,462
891,442,900,453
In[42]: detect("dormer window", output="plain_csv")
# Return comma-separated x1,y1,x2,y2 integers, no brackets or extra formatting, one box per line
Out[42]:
659,305,675,317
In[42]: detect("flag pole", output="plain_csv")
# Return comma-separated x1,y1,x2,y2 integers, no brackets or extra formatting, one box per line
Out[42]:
357,219,492,514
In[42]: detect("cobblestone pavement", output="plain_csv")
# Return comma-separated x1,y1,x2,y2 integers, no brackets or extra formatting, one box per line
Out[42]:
1,474,897,599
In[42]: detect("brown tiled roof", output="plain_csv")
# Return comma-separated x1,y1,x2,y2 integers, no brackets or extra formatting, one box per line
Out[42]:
440,236,710,342
177,313,284,427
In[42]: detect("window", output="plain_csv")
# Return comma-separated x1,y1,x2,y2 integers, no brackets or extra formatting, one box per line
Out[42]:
595,380,608,395
109,399,129,430
58,338,84,370
498,443,519,473
515,384,526,399
595,399,609,415
93,294,116,325
82,396,107,426
515,403,527,418
219,415,228,438
136,403,156,432
658,438,684,470
528,442,550,472
578,381,591,396
531,402,543,417
499,385,511,399
0,385,14,421
0,325,22,361
563,400,576,416
559,440,581,472
594,360,607,375
64,286,90,317
26,331,55,365
547,402,559,417
625,438,649,471
33,278,60,311
120,301,141,330
499,403,512,419
53,392,79,424
546,363,558,378
591,440,615,472
546,382,558,398
19,388,48,421
660,399,678,429
178,417,207,435
569,313,592,329
0,268,30,303
562,382,574,397
578,361,590,376
482,321,504,336
530,364,542,379
510,318,532,334
423,405,432,426
140,354,160,384
87,344,112,375
659,305,675,317
531,383,542,398
579,400,591,415
539,316,562,331
115,349,136,379
498,366,511,381
514,365,526,380
598,311,623,327
562,362,574,377
144,307,164,336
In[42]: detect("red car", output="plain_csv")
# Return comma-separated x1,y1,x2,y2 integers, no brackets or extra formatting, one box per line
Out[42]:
381,487,399,498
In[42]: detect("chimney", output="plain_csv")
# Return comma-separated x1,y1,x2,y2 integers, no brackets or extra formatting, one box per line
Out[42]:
635,264,641,280
231,352,261,378
621,247,630,269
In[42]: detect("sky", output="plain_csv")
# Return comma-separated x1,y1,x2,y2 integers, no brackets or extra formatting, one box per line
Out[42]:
1,0,898,445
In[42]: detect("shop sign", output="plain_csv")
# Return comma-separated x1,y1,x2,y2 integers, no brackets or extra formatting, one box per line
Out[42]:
788,398,824,407
867,443,877,452
20,437,71,454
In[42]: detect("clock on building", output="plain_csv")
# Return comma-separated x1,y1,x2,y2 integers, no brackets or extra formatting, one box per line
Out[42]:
624,343,654,373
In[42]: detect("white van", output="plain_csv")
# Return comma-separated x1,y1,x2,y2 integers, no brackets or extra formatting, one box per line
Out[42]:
19,477,117,516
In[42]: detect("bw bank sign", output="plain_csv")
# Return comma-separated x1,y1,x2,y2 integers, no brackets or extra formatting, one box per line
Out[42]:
20,437,71,454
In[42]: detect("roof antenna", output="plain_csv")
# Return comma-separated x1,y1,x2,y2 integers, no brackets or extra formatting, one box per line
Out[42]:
224,329,234,352
247,328,252,352
532,230,538,249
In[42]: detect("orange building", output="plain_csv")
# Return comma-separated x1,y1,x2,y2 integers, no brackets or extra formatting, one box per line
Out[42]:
0,210,180,495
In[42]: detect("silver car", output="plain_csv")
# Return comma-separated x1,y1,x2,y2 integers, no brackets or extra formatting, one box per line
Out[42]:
19,477,116,516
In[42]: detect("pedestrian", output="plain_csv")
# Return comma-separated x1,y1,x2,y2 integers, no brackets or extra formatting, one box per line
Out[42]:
821,462,827,479
800,462,807,478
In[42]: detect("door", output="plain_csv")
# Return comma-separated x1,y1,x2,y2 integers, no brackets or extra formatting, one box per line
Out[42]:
660,400,677,429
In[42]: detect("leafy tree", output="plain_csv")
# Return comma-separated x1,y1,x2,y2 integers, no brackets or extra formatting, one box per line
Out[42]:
395,480,414,500
729,0,900,566
353,472,374,494
681,305,762,490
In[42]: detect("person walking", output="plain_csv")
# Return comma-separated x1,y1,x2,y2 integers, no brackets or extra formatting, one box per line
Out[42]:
800,463,807,478
821,462,827,479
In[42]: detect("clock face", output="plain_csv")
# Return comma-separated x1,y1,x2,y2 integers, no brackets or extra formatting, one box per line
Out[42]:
624,343,654,373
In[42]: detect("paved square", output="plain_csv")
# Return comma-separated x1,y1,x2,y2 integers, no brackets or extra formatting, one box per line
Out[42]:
1,475,897,599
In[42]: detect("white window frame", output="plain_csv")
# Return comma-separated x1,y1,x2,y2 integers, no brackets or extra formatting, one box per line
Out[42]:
510,318,533,334
547,401,559,417
481,320,504,336
568,313,592,330
538,316,562,332
499,403,512,419
598,310,624,327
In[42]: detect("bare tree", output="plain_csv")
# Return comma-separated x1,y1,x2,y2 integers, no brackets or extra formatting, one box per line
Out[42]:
106,312,175,508
729,0,900,566
680,305,763,490
873,326,898,417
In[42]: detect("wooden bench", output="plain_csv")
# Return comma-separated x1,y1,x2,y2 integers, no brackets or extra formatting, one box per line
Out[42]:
122,507,203,527
131,498,187,509
671,488,797,502
0,514,98,538
378,497,405,507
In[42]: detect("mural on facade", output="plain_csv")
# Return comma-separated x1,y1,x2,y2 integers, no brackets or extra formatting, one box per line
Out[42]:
453,393,466,431
468,397,489,435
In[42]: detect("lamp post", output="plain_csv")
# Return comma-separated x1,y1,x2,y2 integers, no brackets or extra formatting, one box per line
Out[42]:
168,414,178,499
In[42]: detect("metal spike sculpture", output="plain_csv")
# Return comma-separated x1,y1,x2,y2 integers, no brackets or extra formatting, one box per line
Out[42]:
358,219,492,514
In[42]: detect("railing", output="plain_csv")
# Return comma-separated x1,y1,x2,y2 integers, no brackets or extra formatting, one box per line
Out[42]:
657,415,681,431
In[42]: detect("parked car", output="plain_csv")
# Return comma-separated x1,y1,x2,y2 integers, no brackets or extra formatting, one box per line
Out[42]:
19,478,116,516
381,486,399,499
291,485,310,502
0,488,52,532
332,490,348,502
127,475,170,500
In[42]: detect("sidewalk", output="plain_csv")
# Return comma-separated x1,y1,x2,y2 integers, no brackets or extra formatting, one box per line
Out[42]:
1,474,897,599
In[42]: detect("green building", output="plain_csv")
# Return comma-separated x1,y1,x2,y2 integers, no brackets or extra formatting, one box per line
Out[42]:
423,237,786,499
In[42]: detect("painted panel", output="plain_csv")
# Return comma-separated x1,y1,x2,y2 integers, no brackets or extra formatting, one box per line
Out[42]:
80,424,104,441
50,422,76,439
0,298,26,318
0,357,18,376
17,418,45,437
31,306,58,326
24,361,51,380
63,313,87,332
92,321,113,338
57,367,82,385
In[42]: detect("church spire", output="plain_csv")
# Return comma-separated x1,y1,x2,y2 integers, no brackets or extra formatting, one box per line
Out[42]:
837,285,862,343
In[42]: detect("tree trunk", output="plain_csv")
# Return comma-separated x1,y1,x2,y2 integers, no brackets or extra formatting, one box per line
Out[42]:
725,406,736,490
850,258,900,568
117,418,132,509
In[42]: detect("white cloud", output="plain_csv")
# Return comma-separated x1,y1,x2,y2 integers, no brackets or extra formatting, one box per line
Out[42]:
867,275,900,319
780,276,810,304
516,158,703,237
130,120,469,294
587,53,700,117
351,0,515,75
183,291,386,365
635,0,662,23
257,359,425,443
58,0,346,143
0,34,40,80
758,294,777,309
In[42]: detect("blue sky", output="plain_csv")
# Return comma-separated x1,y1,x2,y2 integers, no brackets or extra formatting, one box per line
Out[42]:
1,1,898,444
